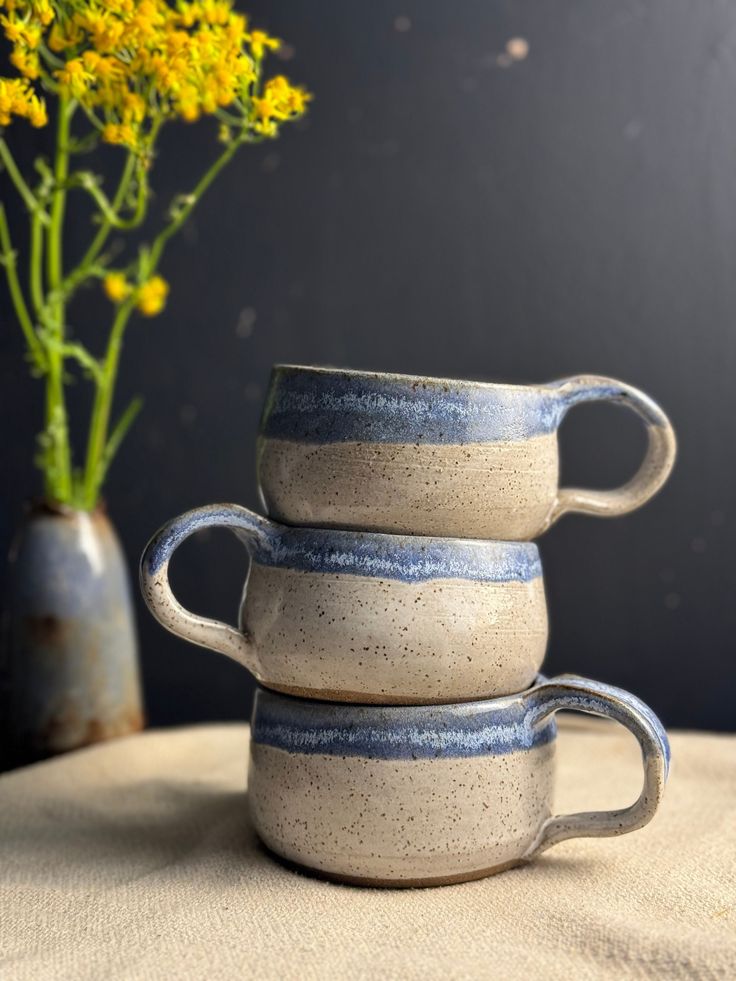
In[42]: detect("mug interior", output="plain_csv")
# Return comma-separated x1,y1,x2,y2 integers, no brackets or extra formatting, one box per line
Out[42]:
272,363,550,393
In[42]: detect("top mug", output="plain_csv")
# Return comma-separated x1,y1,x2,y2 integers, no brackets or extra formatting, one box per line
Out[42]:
257,366,677,540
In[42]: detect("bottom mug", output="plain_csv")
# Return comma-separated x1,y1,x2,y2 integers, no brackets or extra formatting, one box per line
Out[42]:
248,674,670,887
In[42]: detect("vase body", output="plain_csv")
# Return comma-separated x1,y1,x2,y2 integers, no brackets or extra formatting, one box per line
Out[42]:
2,501,144,767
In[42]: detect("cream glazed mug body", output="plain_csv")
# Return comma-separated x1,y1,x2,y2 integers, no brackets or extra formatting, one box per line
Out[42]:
248,675,670,887
140,504,548,704
257,365,677,540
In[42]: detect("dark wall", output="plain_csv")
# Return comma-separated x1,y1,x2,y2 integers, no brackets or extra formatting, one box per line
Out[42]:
2,0,735,730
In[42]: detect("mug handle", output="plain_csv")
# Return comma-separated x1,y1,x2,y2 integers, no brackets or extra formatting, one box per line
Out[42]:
522,674,670,857
139,504,275,679
545,375,677,530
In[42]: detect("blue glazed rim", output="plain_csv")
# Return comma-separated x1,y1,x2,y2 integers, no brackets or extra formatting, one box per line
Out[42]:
251,679,556,761
258,364,593,444
144,504,543,584
252,526,542,583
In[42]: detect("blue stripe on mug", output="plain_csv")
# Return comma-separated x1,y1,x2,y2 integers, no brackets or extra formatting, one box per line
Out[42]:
252,689,557,760
143,505,542,583
260,366,564,444
256,530,542,584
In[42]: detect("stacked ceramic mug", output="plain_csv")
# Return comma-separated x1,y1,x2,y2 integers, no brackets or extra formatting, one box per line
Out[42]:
141,365,677,887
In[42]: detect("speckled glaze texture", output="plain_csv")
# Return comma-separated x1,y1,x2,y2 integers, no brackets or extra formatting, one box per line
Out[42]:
257,366,677,540
140,504,547,703
3,502,144,766
248,675,670,887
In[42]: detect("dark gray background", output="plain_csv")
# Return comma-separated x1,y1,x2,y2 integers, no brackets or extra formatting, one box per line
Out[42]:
2,0,735,730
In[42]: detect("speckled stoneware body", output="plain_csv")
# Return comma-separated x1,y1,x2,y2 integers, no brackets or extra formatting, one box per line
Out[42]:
257,365,677,540
248,675,670,887
140,504,547,703
3,502,144,766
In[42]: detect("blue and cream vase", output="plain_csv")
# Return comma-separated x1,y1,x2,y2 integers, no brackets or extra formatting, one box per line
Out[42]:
1,500,144,769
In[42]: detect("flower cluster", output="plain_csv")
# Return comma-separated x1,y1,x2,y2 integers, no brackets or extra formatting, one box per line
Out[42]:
0,0,310,154
1,0,53,81
254,74,310,137
0,76,47,126
134,274,169,316
0,2,310,509
104,271,169,316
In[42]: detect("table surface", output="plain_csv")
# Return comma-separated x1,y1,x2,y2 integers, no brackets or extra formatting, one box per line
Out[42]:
1,718,734,981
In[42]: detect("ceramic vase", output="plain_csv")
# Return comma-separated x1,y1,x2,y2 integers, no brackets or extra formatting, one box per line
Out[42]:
2,500,144,768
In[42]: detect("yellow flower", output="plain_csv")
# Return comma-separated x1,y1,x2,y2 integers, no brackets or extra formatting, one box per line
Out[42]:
26,91,46,126
34,0,54,27
9,47,40,79
103,272,132,303
102,122,138,149
130,0,166,40
82,50,124,84
176,84,201,122
248,29,280,59
136,275,169,316
0,78,25,126
1,15,24,44
285,86,309,115
252,109,276,137
125,93,146,123
56,58,94,97
253,75,311,135
23,22,42,49
74,10,126,52
196,0,233,26
0,75,46,127
268,75,310,115
48,19,83,53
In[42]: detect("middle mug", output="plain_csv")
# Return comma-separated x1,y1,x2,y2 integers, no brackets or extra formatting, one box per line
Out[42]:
140,504,548,704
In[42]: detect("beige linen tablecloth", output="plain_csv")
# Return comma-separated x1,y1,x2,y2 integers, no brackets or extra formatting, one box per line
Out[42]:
1,719,734,980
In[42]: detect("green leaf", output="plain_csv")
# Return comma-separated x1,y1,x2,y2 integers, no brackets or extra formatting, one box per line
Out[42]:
97,396,144,486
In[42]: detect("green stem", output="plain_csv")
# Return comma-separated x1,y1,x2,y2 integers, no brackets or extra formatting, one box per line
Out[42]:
60,151,146,299
80,299,135,508
45,339,103,383
29,206,45,316
76,152,136,270
98,395,143,486
47,101,72,296
43,96,75,503
147,135,245,271
80,136,248,509
72,167,148,230
0,203,46,370
67,112,162,296
0,138,46,220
